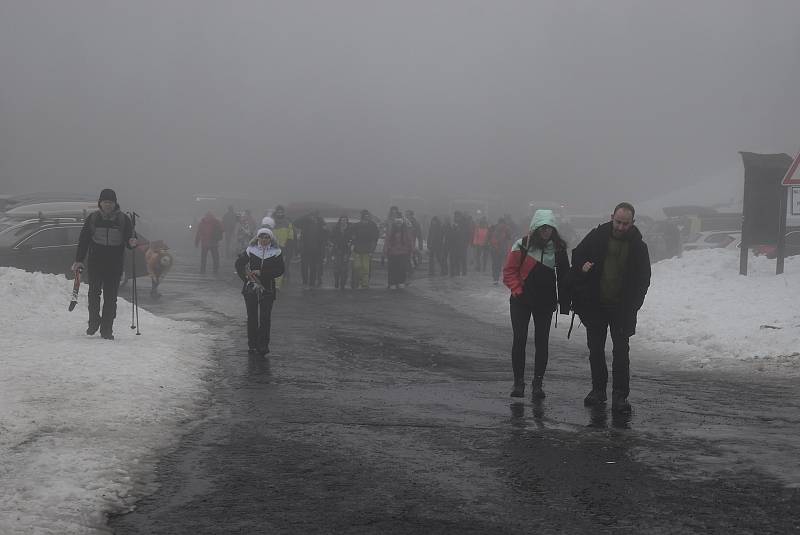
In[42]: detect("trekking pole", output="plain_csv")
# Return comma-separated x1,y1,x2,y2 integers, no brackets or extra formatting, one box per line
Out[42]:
130,236,136,330
130,211,141,335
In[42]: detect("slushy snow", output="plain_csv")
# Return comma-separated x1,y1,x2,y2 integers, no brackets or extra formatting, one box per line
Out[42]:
0,267,213,534
419,248,800,375
1,247,799,533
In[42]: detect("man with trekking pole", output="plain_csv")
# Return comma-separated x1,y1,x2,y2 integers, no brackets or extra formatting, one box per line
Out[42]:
72,188,137,340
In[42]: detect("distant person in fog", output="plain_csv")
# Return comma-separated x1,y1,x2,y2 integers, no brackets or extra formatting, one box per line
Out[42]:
405,209,423,273
296,211,326,289
330,215,352,289
489,217,513,285
271,205,296,287
195,210,223,275
350,210,379,289
384,217,414,289
427,216,445,276
222,205,237,258
472,216,490,272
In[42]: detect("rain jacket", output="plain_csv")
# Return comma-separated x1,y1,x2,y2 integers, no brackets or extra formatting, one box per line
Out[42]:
503,210,570,314
384,222,414,256
569,220,651,336
75,206,134,274
195,214,223,247
351,219,379,254
234,228,285,300
272,218,295,249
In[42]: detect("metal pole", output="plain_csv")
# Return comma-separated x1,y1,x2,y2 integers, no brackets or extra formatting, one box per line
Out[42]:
776,188,788,275
739,207,748,276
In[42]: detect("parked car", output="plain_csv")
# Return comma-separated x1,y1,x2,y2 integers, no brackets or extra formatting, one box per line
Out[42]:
0,206,148,283
752,230,800,258
4,201,98,219
0,192,96,214
682,230,741,251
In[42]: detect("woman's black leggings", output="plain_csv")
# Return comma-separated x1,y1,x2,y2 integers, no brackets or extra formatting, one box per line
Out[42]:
244,293,274,350
510,299,553,381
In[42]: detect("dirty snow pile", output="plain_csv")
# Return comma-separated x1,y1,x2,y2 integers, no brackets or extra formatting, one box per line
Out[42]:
0,267,214,534
417,248,800,374
636,248,800,371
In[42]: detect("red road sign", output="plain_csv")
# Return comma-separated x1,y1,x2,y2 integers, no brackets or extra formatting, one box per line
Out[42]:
782,149,800,186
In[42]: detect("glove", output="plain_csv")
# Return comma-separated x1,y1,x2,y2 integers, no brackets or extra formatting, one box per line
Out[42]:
71,262,85,273
245,281,263,294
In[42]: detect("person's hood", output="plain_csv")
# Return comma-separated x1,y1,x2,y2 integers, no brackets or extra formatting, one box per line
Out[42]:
529,209,557,231
261,216,275,228
247,228,281,258
245,242,281,259
97,188,119,210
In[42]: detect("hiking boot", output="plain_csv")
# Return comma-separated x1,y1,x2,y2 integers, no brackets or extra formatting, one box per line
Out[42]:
510,380,525,398
583,388,607,406
612,392,632,414
531,376,545,399
86,322,101,336
258,346,270,356
100,330,114,340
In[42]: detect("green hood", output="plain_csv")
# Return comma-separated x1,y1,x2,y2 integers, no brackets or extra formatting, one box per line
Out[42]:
529,209,558,232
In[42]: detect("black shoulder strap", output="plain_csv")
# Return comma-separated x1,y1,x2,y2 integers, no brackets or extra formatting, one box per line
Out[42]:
520,236,529,256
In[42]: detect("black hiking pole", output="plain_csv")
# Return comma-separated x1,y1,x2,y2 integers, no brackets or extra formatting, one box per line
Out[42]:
129,211,141,335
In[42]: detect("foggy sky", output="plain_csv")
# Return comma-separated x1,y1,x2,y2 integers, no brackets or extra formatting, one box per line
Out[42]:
1,0,799,216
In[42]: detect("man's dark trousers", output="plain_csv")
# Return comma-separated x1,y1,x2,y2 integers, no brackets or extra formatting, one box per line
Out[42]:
200,245,219,274
585,305,630,397
88,267,122,331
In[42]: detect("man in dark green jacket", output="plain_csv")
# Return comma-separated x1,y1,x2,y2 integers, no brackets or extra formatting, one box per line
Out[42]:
570,202,651,414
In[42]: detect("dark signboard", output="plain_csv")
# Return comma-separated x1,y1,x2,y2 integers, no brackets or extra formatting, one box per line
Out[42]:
739,152,792,246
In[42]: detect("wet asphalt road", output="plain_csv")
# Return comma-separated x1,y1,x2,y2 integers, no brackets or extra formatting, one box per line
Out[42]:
109,253,800,534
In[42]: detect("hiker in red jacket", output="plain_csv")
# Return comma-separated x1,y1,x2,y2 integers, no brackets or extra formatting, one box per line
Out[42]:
195,211,224,274
503,209,571,400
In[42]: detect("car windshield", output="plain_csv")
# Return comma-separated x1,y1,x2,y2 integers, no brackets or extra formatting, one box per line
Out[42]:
0,221,41,247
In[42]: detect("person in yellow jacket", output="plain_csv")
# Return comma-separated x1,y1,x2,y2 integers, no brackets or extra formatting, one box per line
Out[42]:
271,205,295,288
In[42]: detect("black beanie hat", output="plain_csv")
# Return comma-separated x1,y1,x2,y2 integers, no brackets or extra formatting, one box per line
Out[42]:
98,188,117,204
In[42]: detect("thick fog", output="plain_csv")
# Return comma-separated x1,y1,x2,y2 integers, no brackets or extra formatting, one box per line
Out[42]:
1,1,799,217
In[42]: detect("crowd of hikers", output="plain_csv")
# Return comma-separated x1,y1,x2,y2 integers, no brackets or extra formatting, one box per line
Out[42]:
211,201,648,414
192,203,531,290
73,189,650,415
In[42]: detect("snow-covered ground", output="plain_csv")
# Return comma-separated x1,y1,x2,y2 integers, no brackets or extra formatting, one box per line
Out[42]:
2,248,799,533
418,248,800,376
0,267,214,534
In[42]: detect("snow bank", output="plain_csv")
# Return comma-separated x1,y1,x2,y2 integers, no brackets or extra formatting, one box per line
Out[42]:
414,249,800,375
0,267,214,534
637,249,800,371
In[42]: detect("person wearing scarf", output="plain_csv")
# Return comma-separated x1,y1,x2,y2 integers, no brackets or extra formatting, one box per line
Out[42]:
234,227,285,355
502,209,571,399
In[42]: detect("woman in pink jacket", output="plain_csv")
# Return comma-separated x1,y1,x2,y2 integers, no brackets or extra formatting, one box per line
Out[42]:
503,210,571,399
